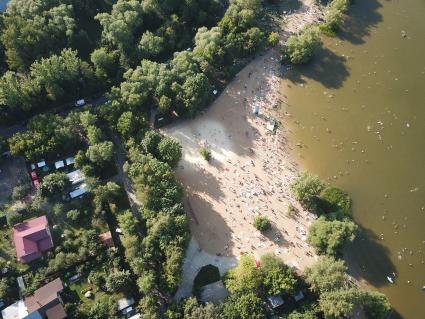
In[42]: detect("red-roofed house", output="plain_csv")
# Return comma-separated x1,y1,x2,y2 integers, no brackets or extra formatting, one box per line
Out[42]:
13,216,54,263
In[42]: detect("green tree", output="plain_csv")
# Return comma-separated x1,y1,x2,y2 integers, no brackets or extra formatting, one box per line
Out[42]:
95,0,144,57
260,253,298,296
86,141,114,165
290,171,324,212
138,295,160,319
105,270,132,293
304,256,348,293
138,31,165,58
287,305,319,319
1,1,76,71
224,255,262,295
11,184,30,201
221,293,264,319
91,48,120,83
193,27,225,70
89,294,117,319
307,217,358,255
183,297,220,319
319,287,360,319
284,26,322,64
30,48,96,102
141,130,163,156
157,137,182,168
161,245,185,292
92,182,121,213
361,291,392,319
320,0,351,34
0,277,16,303
41,172,71,196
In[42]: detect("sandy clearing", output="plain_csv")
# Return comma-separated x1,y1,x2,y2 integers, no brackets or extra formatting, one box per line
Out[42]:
163,0,324,273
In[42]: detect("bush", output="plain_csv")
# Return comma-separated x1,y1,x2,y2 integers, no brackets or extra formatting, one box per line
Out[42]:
319,186,352,216
66,209,81,222
290,171,325,212
199,147,211,161
268,32,279,47
253,216,271,232
41,172,71,196
11,184,30,201
287,204,297,218
283,26,322,64
7,210,23,226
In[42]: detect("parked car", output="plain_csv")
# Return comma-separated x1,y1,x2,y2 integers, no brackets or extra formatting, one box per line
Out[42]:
74,99,85,107
30,171,38,181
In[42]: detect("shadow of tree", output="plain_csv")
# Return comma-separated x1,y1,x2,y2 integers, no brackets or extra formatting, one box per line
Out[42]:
337,0,383,45
344,225,396,288
285,47,350,89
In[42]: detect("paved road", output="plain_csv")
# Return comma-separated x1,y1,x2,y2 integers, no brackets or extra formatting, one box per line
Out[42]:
174,237,238,301
0,95,108,138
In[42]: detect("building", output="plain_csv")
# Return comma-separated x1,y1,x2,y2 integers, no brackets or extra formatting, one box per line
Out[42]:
13,216,53,263
66,170,84,185
98,231,114,248
267,295,284,309
1,279,66,319
69,183,87,199
117,298,135,315
25,279,66,319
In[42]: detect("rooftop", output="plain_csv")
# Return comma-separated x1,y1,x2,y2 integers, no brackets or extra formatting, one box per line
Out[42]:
13,216,53,263
24,278,64,314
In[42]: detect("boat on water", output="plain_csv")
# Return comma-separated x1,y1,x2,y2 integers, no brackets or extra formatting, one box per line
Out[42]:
387,276,394,284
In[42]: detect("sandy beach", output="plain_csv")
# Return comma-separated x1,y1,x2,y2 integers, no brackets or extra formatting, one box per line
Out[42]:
163,0,323,272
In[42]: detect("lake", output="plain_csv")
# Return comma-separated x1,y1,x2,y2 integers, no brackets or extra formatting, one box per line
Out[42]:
282,0,425,318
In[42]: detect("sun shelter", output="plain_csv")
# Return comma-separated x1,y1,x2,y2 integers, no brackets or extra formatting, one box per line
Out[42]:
54,160,65,169
69,183,87,199
267,295,284,309
65,157,75,165
117,298,135,314
66,169,84,185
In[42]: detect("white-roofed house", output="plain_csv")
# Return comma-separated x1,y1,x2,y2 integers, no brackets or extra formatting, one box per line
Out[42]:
66,169,85,185
65,157,75,165
69,183,87,199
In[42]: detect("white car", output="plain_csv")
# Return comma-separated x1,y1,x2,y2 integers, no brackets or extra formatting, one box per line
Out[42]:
74,99,85,107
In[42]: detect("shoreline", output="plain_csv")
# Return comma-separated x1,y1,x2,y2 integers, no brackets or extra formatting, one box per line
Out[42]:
162,0,325,272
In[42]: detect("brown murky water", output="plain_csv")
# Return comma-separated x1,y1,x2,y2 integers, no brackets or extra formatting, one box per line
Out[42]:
282,0,425,318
